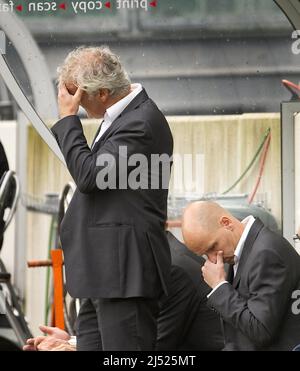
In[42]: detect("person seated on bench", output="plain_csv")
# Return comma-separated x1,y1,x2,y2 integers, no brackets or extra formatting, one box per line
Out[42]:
24,234,223,351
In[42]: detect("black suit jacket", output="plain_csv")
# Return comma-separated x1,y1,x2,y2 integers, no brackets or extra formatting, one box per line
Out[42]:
156,232,223,351
208,219,300,351
52,89,173,298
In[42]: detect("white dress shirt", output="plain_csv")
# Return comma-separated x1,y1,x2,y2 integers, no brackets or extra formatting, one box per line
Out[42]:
232,215,256,275
92,83,143,147
68,336,77,347
207,215,256,298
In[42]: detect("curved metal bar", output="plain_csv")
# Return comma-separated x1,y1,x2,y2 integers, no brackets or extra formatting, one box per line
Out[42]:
0,170,19,233
3,173,19,233
274,0,300,30
0,0,58,118
0,55,65,164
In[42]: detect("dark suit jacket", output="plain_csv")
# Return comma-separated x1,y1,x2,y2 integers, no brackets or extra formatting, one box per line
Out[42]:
208,218,300,351
52,89,173,299
156,232,223,351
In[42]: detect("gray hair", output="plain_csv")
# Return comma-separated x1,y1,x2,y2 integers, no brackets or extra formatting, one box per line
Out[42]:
57,45,131,98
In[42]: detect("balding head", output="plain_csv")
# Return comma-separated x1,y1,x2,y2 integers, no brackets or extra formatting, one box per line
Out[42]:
182,201,243,263
183,201,231,232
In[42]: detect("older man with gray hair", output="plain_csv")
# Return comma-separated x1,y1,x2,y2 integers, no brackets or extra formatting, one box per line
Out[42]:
51,46,173,351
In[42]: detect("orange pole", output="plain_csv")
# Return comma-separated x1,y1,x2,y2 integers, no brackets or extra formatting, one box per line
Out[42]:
50,249,65,330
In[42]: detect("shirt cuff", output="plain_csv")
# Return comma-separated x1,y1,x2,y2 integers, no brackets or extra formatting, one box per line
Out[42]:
207,281,229,298
67,336,77,347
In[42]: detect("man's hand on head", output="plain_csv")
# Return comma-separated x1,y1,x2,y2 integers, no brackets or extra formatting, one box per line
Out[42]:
201,251,227,289
58,81,83,119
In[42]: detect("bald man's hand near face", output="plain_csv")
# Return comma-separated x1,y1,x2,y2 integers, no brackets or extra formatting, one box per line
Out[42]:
201,251,227,289
57,81,83,119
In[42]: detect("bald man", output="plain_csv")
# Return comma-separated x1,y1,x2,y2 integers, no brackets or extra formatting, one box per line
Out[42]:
182,201,300,351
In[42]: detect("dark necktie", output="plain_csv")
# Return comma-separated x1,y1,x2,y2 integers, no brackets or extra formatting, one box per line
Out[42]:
91,120,104,149
227,264,234,284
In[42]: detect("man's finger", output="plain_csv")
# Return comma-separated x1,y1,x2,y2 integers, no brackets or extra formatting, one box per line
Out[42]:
39,325,55,336
204,259,213,267
34,336,46,348
74,86,84,102
217,251,224,265
58,81,69,95
37,343,52,351
23,344,36,351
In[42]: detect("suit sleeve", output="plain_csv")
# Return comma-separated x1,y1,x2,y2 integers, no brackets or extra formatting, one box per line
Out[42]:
51,115,153,193
207,248,293,347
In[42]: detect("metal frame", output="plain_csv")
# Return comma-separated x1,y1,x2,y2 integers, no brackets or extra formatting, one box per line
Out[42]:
274,0,300,30
0,6,65,296
280,101,300,245
0,0,57,119
0,55,65,164
0,171,33,347
14,111,28,298
0,259,33,346
0,171,19,233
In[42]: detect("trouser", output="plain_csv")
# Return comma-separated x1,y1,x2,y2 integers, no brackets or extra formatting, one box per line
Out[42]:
76,297,159,351
156,266,223,351
156,266,203,350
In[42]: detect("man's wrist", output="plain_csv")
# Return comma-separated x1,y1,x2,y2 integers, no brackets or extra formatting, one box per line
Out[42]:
67,336,77,347
59,112,78,119
211,278,227,289
207,281,229,298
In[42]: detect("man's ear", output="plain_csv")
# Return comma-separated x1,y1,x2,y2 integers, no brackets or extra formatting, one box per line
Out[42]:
219,216,233,231
98,89,110,103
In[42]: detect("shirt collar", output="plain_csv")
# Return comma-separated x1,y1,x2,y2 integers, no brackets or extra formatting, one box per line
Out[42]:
234,215,256,265
104,83,143,124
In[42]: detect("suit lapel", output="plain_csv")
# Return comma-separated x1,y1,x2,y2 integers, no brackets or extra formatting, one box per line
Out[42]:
90,120,104,149
91,89,149,152
232,218,264,288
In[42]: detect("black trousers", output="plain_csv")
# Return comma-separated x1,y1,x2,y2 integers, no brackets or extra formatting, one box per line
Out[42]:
76,297,159,351
156,266,223,351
